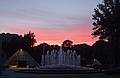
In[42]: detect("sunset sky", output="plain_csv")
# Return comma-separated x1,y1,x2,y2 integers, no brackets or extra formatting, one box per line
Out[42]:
0,0,100,45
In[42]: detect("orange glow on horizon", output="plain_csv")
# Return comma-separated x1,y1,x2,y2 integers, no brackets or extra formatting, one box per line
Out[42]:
33,28,98,46
34,38,97,46
5,25,98,46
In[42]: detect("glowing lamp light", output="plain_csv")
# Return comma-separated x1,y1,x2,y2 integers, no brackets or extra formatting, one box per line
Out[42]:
10,65,17,68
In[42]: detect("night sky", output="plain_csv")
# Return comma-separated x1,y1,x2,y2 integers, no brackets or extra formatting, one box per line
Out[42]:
0,0,100,45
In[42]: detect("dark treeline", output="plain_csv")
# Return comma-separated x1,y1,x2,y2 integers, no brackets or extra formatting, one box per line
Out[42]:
92,0,120,68
0,32,115,69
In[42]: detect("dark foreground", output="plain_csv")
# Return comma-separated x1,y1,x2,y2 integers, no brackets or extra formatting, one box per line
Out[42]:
15,69,99,74
1,68,120,78
1,74,120,78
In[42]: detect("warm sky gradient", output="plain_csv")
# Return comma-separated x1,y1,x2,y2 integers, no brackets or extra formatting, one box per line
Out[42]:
0,0,100,45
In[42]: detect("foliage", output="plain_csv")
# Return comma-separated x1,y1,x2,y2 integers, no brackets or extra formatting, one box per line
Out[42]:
62,40,73,51
92,0,120,42
23,31,36,48
1,33,21,58
72,44,94,66
93,40,114,68
62,40,73,48
92,0,120,67
0,32,36,59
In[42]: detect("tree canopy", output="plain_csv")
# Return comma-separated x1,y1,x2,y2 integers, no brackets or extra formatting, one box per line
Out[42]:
92,0,120,67
92,0,120,43
62,40,73,48
23,31,36,48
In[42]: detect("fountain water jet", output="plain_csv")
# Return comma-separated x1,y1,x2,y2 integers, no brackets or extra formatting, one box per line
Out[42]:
41,46,81,68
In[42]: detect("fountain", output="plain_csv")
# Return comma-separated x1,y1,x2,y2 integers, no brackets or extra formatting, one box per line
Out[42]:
6,48,95,74
40,46,81,69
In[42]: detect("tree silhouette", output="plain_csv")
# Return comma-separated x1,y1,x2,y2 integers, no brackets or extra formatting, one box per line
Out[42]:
72,44,94,66
92,0,120,67
93,40,114,68
33,43,51,64
1,33,21,58
50,45,59,51
62,40,73,48
22,32,36,51
62,40,73,52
